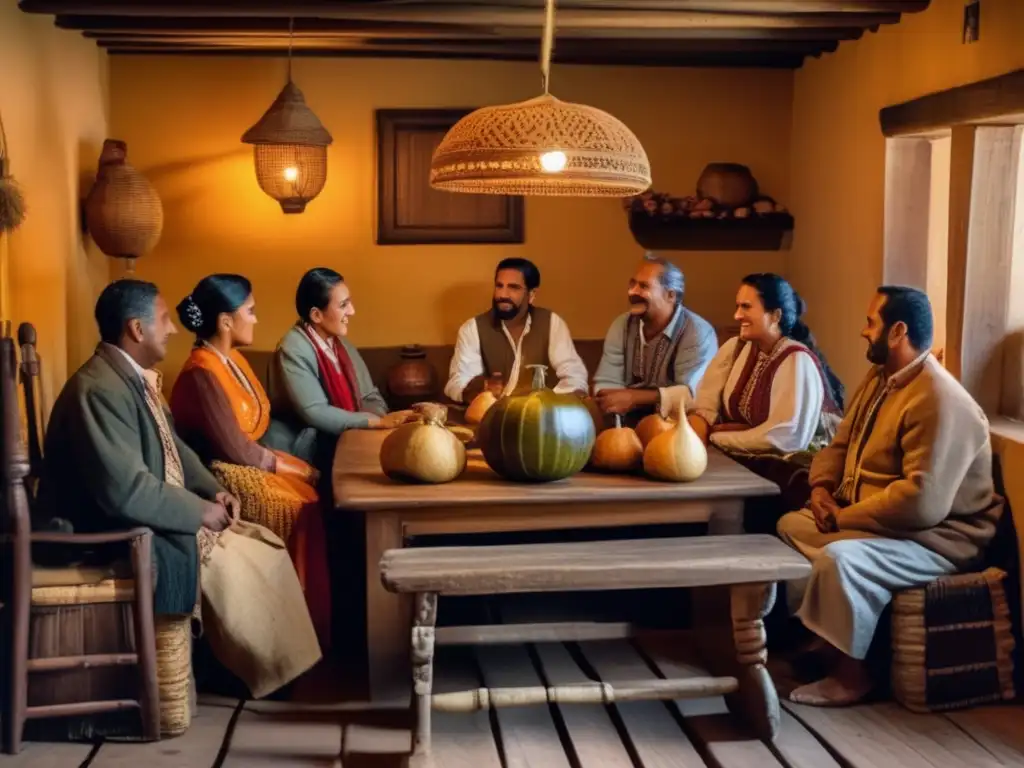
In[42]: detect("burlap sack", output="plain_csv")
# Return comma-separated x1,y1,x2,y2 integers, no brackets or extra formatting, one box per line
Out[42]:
199,520,322,699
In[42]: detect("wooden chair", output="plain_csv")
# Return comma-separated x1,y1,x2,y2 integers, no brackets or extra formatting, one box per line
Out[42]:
0,326,160,754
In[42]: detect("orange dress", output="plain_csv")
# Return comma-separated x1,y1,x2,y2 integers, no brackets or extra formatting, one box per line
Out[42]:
170,345,331,650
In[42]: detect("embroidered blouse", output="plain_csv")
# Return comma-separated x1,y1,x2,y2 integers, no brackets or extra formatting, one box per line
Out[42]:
691,336,838,454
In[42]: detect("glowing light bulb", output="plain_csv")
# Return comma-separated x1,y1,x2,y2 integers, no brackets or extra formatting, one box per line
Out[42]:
283,166,299,182
540,150,567,173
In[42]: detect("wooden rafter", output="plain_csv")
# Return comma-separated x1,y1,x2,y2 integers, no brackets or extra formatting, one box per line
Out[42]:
19,0,931,68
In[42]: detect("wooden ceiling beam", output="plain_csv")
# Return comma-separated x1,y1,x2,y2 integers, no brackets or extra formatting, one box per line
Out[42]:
85,32,838,55
29,2,903,28
394,0,927,10
73,23,866,42
24,0,929,14
96,42,808,68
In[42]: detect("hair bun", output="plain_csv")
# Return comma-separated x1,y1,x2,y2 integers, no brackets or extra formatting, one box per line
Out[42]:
176,295,204,333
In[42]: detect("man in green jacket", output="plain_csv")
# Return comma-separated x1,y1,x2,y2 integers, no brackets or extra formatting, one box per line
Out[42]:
37,279,237,616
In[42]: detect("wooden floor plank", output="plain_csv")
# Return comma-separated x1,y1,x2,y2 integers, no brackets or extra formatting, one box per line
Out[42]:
533,642,635,768
773,709,843,768
475,644,571,768
783,700,1005,768
91,702,238,768
1,742,94,767
223,704,343,766
636,638,785,768
430,646,502,768
578,639,707,768
946,706,1024,767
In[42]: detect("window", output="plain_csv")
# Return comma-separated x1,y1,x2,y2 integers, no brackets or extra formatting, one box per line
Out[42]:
883,123,1023,417
883,133,950,363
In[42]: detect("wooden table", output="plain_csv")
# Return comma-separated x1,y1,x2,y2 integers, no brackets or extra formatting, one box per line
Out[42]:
332,429,780,702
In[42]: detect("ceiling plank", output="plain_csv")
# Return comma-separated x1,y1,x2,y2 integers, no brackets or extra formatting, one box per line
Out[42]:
69,22,868,42
23,0,932,68
387,0,928,9
26,2,902,28
96,42,808,68
85,31,838,55
23,0,930,13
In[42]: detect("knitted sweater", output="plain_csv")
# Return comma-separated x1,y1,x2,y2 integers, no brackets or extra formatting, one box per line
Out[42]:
809,353,998,569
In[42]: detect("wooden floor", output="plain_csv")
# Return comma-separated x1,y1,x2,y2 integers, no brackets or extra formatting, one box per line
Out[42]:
9,636,1024,768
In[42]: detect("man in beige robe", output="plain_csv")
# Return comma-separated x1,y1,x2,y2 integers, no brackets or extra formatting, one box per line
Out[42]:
778,286,999,706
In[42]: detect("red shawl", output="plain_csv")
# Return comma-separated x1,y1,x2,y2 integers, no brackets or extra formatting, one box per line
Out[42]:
301,326,361,412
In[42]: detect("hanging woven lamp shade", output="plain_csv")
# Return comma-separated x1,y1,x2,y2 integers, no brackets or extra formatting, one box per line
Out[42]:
84,139,163,265
430,0,651,198
242,80,333,214
430,93,651,197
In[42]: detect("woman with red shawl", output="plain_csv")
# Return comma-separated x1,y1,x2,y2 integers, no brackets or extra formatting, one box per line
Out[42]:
263,267,412,469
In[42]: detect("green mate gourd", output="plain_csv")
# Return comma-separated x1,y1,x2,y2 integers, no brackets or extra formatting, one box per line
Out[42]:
477,364,596,482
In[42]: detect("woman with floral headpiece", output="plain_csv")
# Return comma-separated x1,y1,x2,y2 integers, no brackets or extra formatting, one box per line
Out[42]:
169,274,331,649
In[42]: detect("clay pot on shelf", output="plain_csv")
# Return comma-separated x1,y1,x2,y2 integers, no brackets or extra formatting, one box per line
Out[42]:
386,345,438,409
696,163,759,209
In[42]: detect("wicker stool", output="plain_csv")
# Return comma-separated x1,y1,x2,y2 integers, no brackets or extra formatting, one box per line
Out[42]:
891,567,1016,713
155,614,193,737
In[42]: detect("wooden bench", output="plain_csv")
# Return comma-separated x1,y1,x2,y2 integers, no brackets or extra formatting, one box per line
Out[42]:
380,534,812,766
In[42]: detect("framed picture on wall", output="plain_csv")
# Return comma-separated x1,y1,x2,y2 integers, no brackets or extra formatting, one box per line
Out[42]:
375,108,525,245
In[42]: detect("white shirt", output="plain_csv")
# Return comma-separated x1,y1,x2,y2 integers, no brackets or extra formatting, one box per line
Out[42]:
115,346,147,382
689,337,824,454
444,311,589,402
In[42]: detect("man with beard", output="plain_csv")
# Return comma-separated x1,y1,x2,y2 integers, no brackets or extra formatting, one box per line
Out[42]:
444,257,588,402
592,253,717,421
777,286,999,707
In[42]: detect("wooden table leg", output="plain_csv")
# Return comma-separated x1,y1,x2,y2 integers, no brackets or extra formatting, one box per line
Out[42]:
727,582,779,742
365,511,410,703
707,498,744,535
409,593,438,768
692,581,780,742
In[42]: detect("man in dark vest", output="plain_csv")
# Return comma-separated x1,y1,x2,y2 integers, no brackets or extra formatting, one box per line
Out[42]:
593,253,718,423
444,257,588,402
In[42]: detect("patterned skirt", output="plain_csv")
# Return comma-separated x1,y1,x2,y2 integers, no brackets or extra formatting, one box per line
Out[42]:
209,461,332,650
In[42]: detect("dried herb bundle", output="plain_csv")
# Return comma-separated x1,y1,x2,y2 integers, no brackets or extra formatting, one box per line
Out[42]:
0,113,26,234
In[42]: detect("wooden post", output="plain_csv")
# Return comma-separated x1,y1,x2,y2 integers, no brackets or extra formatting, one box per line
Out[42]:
409,592,438,768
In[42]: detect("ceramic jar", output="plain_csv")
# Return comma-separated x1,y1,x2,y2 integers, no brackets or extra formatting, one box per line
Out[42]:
696,163,759,209
386,344,438,408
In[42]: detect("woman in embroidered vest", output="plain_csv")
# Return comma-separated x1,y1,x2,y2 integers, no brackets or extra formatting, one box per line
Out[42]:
688,273,844,456
264,267,412,468
169,274,331,649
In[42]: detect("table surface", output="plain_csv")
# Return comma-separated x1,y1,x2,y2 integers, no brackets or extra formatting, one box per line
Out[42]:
333,429,779,511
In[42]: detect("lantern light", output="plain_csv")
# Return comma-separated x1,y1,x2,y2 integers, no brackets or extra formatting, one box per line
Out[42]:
241,19,332,214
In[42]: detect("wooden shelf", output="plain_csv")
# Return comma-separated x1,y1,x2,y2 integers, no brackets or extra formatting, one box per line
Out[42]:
628,212,794,251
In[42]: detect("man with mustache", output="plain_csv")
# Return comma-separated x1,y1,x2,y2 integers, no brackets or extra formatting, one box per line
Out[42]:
444,257,588,402
592,253,718,421
777,286,999,707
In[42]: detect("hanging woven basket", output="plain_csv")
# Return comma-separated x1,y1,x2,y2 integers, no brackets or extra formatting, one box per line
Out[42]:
430,93,651,197
84,139,164,260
